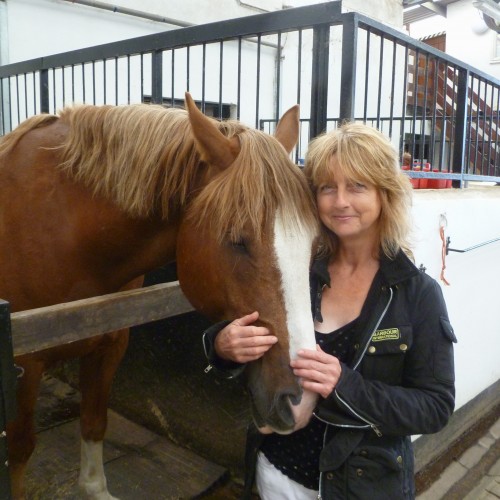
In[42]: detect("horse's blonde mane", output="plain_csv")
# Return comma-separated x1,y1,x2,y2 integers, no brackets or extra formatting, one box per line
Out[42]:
57,104,211,219
0,114,59,156
1,104,318,241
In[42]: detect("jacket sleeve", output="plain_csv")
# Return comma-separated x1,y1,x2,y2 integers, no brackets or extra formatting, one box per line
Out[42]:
315,279,456,437
202,320,246,378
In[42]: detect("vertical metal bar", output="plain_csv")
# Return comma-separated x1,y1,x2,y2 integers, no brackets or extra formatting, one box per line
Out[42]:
39,69,49,114
479,79,486,175
447,66,457,170
7,78,12,132
186,46,190,94
466,76,475,175
310,23,330,137
410,49,419,165
473,78,481,174
438,61,447,171
52,69,56,113
219,42,223,119
388,39,397,139
255,35,262,129
0,299,16,500
92,61,96,105
237,37,242,120
32,72,37,115
15,75,20,125
151,49,163,104
429,57,439,168
487,83,494,175
453,67,469,187
1,77,5,135
62,67,66,107
275,32,282,127
82,63,86,103
296,29,303,160
23,74,28,121
115,57,119,105
376,35,384,129
399,45,409,157
420,53,430,166
71,65,75,103
495,86,500,175
140,54,144,102
362,29,370,123
202,44,207,113
170,50,174,107
127,55,131,104
103,59,107,104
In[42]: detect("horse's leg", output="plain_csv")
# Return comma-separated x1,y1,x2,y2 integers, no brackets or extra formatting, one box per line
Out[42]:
78,328,129,500
6,358,45,500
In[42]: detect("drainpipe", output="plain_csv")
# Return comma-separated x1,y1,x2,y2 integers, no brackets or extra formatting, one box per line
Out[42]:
60,0,194,27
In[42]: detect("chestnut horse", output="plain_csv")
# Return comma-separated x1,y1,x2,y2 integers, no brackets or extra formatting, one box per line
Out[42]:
0,93,319,499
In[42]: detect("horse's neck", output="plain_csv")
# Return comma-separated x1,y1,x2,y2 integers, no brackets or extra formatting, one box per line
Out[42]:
73,193,179,289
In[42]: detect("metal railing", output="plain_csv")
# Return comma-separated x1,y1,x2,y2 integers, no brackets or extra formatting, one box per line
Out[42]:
1,2,500,186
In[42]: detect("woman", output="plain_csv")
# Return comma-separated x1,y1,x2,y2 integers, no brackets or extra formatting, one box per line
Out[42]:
203,122,456,499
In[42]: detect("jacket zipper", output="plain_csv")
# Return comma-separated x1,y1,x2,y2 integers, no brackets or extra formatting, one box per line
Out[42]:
316,286,393,495
202,330,213,373
352,286,394,370
316,287,394,435
333,287,393,437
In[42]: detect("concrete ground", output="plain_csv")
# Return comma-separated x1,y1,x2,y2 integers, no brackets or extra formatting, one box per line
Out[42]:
417,416,500,500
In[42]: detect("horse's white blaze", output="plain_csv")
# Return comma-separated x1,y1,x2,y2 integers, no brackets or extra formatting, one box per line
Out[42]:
273,214,317,356
273,214,318,430
79,439,118,500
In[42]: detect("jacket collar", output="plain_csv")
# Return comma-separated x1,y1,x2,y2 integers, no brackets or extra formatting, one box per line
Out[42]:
311,249,419,288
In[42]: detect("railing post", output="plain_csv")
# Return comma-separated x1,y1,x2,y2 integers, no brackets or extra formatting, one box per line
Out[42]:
339,13,358,123
151,49,163,104
452,67,469,188
39,69,50,114
0,300,16,500
310,24,330,139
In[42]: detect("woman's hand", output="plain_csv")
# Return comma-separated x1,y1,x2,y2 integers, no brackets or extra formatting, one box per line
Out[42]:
290,345,342,399
215,311,278,363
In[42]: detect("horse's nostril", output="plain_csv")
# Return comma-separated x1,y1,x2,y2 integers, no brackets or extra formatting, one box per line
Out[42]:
288,391,303,406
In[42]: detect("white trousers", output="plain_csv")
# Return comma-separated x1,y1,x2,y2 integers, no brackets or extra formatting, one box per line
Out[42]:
256,452,319,500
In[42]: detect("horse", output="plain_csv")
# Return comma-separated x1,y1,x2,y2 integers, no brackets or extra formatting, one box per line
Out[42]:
0,93,319,499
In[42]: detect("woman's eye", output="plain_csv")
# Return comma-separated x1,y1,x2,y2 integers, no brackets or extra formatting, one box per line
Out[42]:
319,184,335,193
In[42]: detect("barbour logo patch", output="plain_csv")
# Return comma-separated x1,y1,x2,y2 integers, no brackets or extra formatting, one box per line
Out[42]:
372,328,400,342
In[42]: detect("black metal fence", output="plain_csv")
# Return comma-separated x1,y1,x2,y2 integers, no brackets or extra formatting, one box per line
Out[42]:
1,4,500,180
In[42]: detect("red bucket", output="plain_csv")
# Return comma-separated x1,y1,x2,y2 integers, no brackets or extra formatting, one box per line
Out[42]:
401,164,420,188
428,169,449,189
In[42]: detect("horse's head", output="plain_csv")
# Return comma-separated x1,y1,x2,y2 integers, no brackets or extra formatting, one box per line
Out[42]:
176,93,319,434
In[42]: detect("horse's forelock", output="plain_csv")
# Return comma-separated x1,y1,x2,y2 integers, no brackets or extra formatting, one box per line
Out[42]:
188,128,318,243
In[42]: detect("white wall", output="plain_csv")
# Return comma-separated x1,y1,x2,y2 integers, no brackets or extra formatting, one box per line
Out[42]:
1,0,284,65
411,187,500,410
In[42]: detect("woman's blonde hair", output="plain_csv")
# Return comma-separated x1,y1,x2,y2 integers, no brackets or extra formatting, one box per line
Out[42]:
303,122,413,260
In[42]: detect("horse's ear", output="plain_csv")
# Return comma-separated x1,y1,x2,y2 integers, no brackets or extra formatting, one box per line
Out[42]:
185,92,239,171
275,104,299,154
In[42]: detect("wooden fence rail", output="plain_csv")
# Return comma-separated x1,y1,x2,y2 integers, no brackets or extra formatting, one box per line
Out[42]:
10,282,194,357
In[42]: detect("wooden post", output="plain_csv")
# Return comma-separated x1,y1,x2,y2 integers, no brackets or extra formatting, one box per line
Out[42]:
0,300,15,500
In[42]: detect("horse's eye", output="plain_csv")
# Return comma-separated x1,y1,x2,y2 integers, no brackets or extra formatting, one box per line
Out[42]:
230,238,249,254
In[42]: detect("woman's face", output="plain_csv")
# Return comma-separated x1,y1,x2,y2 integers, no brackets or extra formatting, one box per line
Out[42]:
316,155,381,245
